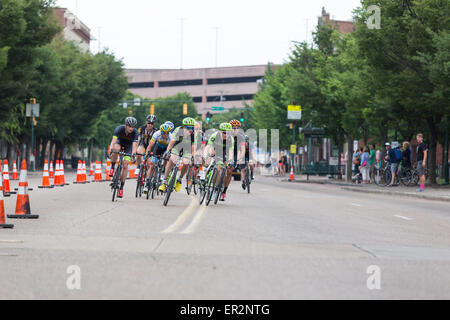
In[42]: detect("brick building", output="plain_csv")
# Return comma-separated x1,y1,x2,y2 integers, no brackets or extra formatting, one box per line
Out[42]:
126,65,268,115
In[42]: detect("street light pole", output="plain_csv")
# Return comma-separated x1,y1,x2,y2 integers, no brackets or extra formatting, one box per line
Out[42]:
31,108,35,172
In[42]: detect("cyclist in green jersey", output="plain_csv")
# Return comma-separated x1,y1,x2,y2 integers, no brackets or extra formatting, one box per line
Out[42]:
204,122,234,201
159,117,197,193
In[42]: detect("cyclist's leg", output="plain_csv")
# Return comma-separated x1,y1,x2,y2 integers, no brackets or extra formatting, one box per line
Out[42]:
136,145,146,165
110,144,121,170
163,153,178,181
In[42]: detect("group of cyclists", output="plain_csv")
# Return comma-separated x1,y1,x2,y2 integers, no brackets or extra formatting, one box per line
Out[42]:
108,115,256,202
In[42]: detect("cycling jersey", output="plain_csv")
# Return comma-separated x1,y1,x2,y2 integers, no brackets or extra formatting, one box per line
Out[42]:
233,132,246,162
207,131,234,162
171,126,196,157
151,130,172,148
113,125,139,156
138,125,157,147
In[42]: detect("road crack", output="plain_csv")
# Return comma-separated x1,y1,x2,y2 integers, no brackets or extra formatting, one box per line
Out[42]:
69,203,125,229
352,244,377,258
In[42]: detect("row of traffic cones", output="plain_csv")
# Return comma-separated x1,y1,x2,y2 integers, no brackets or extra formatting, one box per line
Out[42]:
1,160,39,228
38,160,69,188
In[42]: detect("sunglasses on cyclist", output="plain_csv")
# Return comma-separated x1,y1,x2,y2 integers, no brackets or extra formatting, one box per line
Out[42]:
186,126,194,131
147,122,154,125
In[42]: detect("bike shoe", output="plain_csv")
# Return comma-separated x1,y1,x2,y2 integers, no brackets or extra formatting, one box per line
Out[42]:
220,193,226,201
175,181,182,192
109,169,114,177
118,189,124,198
159,184,166,192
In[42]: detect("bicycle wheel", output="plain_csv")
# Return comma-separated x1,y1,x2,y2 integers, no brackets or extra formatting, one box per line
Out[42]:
163,167,178,206
186,166,193,195
206,168,217,206
146,166,155,200
246,167,251,194
400,168,411,186
410,169,419,186
384,169,392,186
193,169,198,195
214,168,225,205
112,165,121,202
135,164,143,198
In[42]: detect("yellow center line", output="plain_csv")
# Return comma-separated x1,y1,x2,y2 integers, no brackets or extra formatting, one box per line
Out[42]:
161,197,199,233
180,205,208,234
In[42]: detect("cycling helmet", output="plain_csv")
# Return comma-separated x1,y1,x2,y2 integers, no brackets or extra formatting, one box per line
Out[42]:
160,123,171,134
182,117,196,127
146,114,157,123
229,119,241,128
245,135,249,142
125,116,137,128
219,122,232,132
165,121,174,132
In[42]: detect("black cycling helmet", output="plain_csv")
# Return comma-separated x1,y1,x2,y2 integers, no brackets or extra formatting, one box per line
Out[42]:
125,116,137,128
146,114,157,123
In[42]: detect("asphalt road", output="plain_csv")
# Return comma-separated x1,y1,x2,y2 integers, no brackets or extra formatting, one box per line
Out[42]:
1,171,449,299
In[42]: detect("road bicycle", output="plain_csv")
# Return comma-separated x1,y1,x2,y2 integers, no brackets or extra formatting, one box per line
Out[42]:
242,162,251,194
109,150,133,202
199,158,217,205
186,164,200,196
163,156,183,207
147,155,164,200
135,152,147,198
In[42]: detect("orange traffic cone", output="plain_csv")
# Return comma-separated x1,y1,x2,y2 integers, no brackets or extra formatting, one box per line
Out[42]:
289,166,295,182
60,160,69,185
89,162,94,176
0,184,14,228
49,160,54,178
54,160,62,186
94,161,103,182
2,160,16,196
38,160,53,188
105,160,111,181
82,161,89,183
73,160,83,184
11,161,19,180
8,160,39,219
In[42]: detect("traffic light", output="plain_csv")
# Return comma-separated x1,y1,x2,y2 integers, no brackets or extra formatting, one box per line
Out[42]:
206,112,212,122
150,104,154,115
183,103,188,115
240,112,244,122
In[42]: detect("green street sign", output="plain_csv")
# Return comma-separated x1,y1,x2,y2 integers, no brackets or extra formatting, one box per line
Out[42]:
211,106,225,111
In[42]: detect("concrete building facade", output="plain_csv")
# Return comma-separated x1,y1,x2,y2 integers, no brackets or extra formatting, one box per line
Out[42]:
126,65,267,115
318,7,356,34
53,8,91,52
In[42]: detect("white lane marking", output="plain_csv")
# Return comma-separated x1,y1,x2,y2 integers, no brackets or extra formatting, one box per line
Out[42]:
161,197,199,234
0,240,23,243
394,215,413,221
349,203,362,207
180,205,208,234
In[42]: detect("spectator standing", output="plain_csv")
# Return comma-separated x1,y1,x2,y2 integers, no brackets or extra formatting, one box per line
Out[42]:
360,146,370,184
352,148,361,178
369,144,376,183
416,133,428,192
402,141,412,169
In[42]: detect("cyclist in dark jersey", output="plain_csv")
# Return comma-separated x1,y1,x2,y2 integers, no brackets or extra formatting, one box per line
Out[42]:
136,114,157,176
108,117,139,198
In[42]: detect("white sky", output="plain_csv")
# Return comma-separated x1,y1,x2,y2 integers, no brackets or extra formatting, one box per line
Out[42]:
55,0,362,69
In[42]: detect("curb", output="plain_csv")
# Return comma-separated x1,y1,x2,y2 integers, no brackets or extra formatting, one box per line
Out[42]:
280,178,351,187
341,186,450,203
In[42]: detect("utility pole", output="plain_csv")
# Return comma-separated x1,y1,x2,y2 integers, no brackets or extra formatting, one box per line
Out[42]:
180,18,185,69
214,26,219,67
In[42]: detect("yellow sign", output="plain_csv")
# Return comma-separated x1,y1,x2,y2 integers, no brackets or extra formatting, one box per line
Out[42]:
290,144,297,154
288,105,302,111
287,105,302,120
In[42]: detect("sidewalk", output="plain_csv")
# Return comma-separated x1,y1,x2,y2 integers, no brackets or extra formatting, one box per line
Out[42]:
269,172,450,202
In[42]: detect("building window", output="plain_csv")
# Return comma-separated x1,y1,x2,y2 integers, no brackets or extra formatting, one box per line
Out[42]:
207,76,263,85
206,94,254,102
128,82,155,88
193,97,203,103
158,79,203,87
